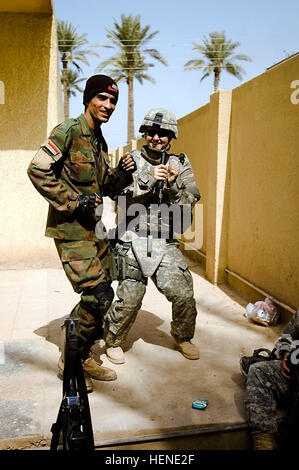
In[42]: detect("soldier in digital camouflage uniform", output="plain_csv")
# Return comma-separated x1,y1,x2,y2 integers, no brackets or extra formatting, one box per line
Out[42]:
244,309,299,449
104,108,201,365
27,75,135,392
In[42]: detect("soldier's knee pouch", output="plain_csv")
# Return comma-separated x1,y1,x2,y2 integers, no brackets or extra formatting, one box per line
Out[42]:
81,282,114,319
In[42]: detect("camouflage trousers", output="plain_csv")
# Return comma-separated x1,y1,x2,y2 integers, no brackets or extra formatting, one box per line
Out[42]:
104,242,197,347
55,239,113,354
244,360,291,433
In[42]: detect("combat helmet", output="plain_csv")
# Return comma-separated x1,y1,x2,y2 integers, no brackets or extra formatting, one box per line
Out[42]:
139,108,178,139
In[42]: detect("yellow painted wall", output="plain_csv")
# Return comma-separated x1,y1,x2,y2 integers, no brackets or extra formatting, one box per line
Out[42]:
171,105,210,255
0,8,63,268
227,54,299,309
0,0,52,14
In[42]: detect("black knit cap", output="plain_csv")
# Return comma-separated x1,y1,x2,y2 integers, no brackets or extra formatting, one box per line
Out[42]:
83,74,119,104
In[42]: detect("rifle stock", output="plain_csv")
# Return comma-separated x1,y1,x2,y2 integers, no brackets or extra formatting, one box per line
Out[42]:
50,318,95,451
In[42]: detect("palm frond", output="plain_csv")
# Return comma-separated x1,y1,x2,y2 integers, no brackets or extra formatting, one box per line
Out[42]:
62,68,85,97
96,13,167,142
143,48,168,65
184,59,205,70
57,19,100,66
232,54,252,62
184,30,251,91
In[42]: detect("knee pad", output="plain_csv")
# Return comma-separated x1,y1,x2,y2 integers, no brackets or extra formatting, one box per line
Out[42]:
80,282,114,318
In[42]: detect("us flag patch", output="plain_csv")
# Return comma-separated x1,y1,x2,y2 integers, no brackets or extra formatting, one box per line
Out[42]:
44,140,60,156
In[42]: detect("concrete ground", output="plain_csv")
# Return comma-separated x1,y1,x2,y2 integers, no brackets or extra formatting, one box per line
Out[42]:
0,201,285,450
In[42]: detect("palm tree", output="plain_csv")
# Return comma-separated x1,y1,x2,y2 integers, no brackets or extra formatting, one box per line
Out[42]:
96,14,167,142
57,20,99,119
184,31,252,92
63,68,85,103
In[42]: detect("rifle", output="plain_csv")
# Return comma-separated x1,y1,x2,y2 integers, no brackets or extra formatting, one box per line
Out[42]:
50,318,95,451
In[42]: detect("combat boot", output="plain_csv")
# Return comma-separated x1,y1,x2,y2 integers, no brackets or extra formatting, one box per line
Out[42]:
57,354,93,393
106,346,125,364
82,357,117,381
174,340,200,360
252,432,278,450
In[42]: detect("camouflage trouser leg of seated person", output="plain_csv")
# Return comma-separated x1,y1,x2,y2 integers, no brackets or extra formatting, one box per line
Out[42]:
244,360,291,434
105,242,197,347
55,239,114,357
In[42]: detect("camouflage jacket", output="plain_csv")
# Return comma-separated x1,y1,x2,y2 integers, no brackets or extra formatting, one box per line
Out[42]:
27,114,129,241
275,310,299,358
116,145,201,241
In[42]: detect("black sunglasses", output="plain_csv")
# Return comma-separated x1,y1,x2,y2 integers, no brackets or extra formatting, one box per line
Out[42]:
145,128,170,138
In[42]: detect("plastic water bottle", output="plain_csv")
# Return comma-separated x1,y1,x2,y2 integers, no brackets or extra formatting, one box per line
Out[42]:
245,303,256,318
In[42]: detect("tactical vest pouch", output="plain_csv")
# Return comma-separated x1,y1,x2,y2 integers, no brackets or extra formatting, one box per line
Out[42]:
111,242,147,285
125,262,147,284
110,248,119,281
131,236,166,277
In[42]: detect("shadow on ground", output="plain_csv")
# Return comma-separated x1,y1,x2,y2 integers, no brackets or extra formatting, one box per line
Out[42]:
34,308,177,362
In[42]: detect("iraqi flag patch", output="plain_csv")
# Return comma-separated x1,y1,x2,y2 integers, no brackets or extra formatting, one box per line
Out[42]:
108,83,118,93
44,140,60,156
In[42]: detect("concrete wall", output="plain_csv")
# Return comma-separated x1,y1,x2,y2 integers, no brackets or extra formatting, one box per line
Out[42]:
226,55,299,311
0,2,63,268
170,104,210,257
114,53,299,315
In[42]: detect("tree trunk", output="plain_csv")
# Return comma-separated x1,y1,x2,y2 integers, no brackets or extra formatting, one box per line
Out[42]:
214,68,220,93
127,72,135,143
62,60,69,120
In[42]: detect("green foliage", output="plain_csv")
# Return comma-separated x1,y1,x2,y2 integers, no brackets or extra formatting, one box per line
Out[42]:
96,14,167,141
62,69,85,98
57,20,99,118
184,31,252,92
96,14,167,83
57,19,99,70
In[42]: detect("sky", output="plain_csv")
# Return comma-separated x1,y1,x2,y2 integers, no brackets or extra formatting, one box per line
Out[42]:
53,0,299,150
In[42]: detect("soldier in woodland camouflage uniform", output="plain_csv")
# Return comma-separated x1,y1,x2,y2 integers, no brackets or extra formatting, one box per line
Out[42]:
27,75,136,392
104,109,201,365
244,309,299,449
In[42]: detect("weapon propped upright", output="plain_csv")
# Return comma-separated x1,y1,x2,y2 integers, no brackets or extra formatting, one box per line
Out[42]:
50,318,95,451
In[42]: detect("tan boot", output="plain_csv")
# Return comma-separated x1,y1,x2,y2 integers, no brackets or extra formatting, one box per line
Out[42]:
82,357,117,381
106,346,125,364
174,340,200,360
252,432,278,450
57,354,93,393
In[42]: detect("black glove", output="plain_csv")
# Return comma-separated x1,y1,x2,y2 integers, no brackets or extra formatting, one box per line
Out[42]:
76,193,100,216
118,154,137,181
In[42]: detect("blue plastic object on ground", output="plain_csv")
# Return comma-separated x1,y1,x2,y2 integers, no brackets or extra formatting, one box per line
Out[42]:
192,399,208,410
